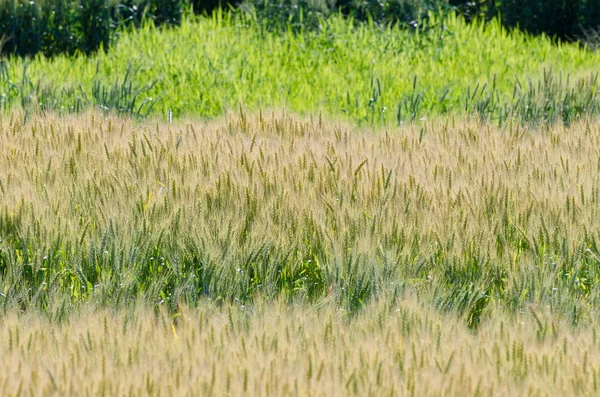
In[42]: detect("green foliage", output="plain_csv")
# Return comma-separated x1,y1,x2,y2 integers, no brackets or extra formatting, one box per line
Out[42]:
450,0,600,41
0,61,160,117
1,13,600,125
241,0,600,41
336,0,449,26
0,0,186,57
2,0,600,61
241,0,333,31
2,0,600,60
240,0,451,31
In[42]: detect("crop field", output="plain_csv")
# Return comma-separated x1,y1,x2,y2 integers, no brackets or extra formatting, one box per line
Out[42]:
2,110,600,318
2,7,600,396
2,299,600,396
1,109,600,394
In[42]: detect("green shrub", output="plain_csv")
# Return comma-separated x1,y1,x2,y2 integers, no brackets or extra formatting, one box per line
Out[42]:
240,0,450,30
449,0,600,42
0,0,186,57
240,0,333,31
336,0,449,26
190,0,234,14
242,0,600,40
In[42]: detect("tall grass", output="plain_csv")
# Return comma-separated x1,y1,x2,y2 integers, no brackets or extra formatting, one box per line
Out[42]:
2,110,600,327
1,12,600,125
1,298,599,395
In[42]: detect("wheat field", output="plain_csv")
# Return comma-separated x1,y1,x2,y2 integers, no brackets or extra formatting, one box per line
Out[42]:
1,110,600,394
0,298,598,396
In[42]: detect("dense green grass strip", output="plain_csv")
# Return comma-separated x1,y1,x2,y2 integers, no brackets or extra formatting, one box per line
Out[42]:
1,12,600,125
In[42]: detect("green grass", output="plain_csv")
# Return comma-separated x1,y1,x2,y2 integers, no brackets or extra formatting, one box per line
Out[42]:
1,11,600,125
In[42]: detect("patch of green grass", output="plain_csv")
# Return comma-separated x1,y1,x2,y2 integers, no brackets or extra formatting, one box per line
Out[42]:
1,11,600,125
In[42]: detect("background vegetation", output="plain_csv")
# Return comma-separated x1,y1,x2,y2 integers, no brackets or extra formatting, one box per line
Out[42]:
451,0,600,42
0,0,188,57
1,0,599,59
1,13,600,126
